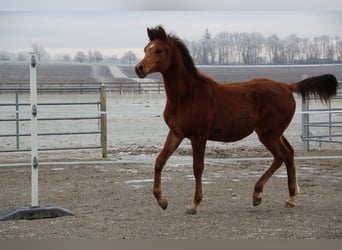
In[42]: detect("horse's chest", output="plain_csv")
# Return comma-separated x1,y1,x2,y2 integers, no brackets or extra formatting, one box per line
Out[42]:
163,106,210,137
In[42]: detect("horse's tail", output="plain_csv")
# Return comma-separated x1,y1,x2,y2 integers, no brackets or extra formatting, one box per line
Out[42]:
289,74,339,103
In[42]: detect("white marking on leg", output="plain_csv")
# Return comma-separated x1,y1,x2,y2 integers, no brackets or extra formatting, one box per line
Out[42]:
285,196,295,208
295,183,300,196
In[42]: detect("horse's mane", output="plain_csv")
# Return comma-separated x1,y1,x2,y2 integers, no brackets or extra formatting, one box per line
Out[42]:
148,26,198,78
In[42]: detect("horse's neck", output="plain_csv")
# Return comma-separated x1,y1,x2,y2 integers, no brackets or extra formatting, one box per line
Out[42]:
161,47,205,107
162,66,192,103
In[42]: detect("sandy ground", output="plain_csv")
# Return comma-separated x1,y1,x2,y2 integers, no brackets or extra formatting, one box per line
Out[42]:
0,93,341,239
0,158,341,239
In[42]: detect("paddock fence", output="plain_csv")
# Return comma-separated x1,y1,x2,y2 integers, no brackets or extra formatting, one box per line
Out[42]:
301,80,342,151
0,85,107,157
1,77,341,156
0,81,165,95
106,81,164,94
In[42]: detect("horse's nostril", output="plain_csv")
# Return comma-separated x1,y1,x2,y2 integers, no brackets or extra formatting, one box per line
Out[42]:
135,64,145,78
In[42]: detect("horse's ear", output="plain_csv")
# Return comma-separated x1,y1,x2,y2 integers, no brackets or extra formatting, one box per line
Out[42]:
147,28,153,40
157,26,167,40
147,26,167,41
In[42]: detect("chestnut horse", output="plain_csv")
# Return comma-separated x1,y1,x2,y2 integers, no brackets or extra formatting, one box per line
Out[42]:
135,26,338,214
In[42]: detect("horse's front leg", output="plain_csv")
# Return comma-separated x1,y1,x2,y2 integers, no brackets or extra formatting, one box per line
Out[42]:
187,137,207,214
154,130,183,210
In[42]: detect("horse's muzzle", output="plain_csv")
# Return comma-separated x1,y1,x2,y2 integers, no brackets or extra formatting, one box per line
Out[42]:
135,64,146,78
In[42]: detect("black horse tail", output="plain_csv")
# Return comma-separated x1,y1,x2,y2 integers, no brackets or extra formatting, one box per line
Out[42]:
290,74,339,103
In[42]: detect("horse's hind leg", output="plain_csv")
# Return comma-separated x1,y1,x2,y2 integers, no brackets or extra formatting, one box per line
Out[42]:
253,135,299,207
282,136,300,207
153,130,183,210
252,137,284,206
187,137,207,214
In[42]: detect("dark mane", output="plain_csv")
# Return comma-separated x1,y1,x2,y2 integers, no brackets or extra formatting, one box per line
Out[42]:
168,35,198,77
148,26,198,77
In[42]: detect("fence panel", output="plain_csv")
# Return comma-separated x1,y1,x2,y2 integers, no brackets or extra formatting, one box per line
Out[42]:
106,81,164,94
301,80,342,151
0,86,107,157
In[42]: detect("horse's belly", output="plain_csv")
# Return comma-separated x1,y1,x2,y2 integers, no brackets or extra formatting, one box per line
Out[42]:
208,117,256,142
209,128,254,142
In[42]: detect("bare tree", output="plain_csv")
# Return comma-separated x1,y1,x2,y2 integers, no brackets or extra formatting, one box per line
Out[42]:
88,50,94,63
32,44,48,61
199,29,211,64
63,54,71,62
215,32,230,64
94,50,103,64
266,34,282,64
283,34,300,64
74,51,86,63
121,50,137,64
241,32,265,64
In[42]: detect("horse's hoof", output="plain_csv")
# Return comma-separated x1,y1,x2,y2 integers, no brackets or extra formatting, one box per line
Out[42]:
186,206,197,215
285,201,295,208
159,199,168,210
253,197,262,206
285,196,295,208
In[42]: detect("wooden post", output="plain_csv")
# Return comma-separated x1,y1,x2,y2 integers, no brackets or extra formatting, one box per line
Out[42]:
100,84,107,158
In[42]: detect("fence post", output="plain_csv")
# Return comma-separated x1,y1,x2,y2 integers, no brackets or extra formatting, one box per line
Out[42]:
328,100,332,140
30,54,39,207
100,84,107,158
15,90,20,150
301,74,309,152
0,53,74,221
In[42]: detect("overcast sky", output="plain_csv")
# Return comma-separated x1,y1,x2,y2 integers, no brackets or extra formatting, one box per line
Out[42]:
1,1,342,57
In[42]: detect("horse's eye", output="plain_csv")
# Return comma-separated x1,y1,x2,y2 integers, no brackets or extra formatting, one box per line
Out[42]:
156,49,162,54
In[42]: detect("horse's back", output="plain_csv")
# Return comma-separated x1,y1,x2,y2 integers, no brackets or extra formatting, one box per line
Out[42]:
219,78,295,107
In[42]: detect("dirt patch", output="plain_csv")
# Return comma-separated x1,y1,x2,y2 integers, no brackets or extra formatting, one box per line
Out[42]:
0,156,341,239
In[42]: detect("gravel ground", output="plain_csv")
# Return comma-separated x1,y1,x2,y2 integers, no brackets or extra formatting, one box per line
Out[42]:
0,157,341,239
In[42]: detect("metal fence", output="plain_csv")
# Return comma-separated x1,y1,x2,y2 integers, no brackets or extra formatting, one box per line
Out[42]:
0,85,107,157
301,81,342,151
106,81,164,94
0,82,165,95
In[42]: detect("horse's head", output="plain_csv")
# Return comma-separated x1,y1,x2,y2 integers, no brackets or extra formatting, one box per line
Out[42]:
135,26,172,78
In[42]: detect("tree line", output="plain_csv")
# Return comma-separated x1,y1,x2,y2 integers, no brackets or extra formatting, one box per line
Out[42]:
0,44,138,65
186,29,342,65
73,50,137,64
1,31,342,65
